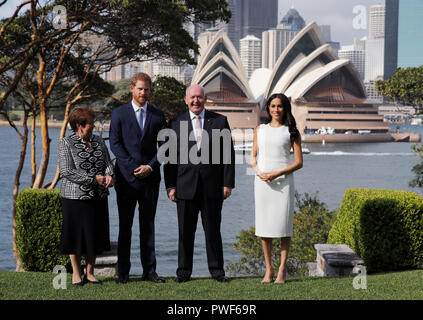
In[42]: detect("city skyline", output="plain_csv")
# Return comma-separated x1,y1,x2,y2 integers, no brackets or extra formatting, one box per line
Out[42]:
278,0,386,46
2,0,385,47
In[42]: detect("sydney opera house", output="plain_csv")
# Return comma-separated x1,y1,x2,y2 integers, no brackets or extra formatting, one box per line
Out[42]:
192,22,416,142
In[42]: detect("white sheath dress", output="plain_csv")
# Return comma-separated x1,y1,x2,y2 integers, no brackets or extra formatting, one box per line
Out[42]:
254,124,295,238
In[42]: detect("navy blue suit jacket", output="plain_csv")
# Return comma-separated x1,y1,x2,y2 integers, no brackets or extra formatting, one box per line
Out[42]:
109,102,167,191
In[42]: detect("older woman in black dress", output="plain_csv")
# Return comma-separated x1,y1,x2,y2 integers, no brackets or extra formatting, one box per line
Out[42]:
58,107,114,286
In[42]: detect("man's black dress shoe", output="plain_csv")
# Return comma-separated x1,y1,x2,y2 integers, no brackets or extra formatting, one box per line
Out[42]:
174,276,190,283
83,275,103,285
213,275,229,283
142,272,166,283
116,274,129,284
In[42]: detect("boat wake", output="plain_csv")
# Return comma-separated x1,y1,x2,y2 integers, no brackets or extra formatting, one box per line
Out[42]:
311,151,415,156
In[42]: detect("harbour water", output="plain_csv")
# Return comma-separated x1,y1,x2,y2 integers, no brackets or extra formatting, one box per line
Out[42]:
0,124,422,276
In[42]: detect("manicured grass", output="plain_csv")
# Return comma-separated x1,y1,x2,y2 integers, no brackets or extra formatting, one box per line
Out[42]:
0,270,422,300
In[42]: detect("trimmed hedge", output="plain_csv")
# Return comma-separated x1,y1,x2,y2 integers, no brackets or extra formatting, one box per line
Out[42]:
328,188,423,273
16,189,70,272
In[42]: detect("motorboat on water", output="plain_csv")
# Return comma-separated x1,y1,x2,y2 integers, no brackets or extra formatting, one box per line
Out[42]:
410,117,422,125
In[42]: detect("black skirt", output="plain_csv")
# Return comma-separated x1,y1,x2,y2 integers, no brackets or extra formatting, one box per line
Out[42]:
60,197,111,256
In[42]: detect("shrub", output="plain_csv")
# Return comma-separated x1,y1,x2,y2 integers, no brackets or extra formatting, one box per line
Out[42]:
328,188,423,273
16,189,70,272
226,192,336,277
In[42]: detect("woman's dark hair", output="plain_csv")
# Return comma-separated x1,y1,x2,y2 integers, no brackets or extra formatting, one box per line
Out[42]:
265,93,300,143
68,106,95,132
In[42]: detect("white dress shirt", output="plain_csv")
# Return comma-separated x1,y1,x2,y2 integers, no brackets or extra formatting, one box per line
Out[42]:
132,100,147,129
189,108,205,137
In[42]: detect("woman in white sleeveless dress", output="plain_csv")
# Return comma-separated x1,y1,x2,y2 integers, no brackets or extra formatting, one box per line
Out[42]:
250,93,303,284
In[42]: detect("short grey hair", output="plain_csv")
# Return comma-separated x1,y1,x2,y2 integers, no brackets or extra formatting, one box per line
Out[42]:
185,84,205,97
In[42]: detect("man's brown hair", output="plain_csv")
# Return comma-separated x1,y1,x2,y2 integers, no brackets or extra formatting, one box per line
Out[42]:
68,106,95,132
130,72,152,88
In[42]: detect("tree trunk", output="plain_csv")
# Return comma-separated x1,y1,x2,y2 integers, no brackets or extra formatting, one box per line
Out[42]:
49,100,71,189
12,116,29,272
32,53,50,189
30,109,36,187
32,102,50,188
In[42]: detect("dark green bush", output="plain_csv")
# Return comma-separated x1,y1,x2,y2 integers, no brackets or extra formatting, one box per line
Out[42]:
16,189,70,272
328,188,423,273
226,192,336,277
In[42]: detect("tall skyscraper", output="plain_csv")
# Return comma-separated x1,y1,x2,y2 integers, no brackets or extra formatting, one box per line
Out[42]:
385,0,423,80
261,7,304,70
318,25,332,43
384,0,399,80
198,29,220,58
224,0,278,51
369,4,386,38
339,38,366,81
240,35,262,79
365,4,385,82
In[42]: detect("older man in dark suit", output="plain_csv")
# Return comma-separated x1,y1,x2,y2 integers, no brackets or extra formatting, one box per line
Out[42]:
110,73,167,284
164,84,235,283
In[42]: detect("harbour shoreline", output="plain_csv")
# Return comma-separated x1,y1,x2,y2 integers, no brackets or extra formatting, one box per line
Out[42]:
1,120,420,143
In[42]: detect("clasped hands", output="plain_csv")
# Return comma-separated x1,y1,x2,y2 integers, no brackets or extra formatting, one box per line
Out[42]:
255,169,282,182
95,175,114,188
134,165,152,179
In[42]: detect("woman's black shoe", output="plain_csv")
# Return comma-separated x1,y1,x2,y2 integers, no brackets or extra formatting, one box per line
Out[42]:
72,281,84,286
83,275,103,285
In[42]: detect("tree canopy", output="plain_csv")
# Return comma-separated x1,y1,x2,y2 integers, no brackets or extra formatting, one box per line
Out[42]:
376,66,423,114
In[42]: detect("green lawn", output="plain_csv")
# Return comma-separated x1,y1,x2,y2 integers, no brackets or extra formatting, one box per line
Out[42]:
1,269,422,300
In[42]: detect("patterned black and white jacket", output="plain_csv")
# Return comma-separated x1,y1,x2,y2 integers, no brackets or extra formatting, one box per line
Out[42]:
58,133,114,200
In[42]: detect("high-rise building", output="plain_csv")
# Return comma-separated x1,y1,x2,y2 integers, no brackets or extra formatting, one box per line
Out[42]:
369,4,386,39
240,35,262,79
365,80,384,103
262,28,299,70
338,39,366,80
223,0,278,51
198,29,220,58
365,38,385,82
261,7,304,69
318,25,331,43
384,0,399,80
365,4,385,82
384,0,423,80
278,6,306,30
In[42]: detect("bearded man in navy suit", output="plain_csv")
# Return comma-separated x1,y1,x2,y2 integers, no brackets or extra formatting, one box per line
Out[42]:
110,73,167,284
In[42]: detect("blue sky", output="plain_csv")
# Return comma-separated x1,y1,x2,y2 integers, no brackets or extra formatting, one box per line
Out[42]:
398,0,423,68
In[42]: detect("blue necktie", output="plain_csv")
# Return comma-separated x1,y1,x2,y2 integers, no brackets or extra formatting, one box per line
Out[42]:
138,108,144,134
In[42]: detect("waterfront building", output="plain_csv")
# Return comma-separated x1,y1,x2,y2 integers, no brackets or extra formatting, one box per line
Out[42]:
240,35,262,79
192,30,260,130
259,22,389,135
365,80,384,104
384,0,423,80
192,24,389,138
